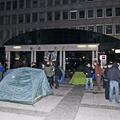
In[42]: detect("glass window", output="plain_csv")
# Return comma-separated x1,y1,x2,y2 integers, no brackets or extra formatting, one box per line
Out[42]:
25,14,31,23
47,0,53,7
0,16,4,25
88,26,94,31
115,8,120,16
18,29,24,35
0,30,3,40
19,0,24,9
12,29,17,37
47,11,53,21
6,1,11,10
26,0,31,8
39,0,45,8
18,14,24,24
88,10,94,18
70,0,77,4
39,12,45,22
79,26,85,30
32,12,38,22
70,10,77,20
5,15,11,25
106,25,112,34
79,0,85,3
55,0,61,6
12,0,17,10
5,29,10,40
79,10,85,18
97,9,103,17
12,15,17,24
116,25,120,34
62,11,68,20
32,0,38,8
0,2,5,11
62,0,69,5
106,8,112,17
96,25,103,33
55,11,61,21
25,28,30,33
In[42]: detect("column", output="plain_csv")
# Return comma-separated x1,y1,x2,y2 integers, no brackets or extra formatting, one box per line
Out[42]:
92,51,95,62
63,51,66,71
6,51,10,69
92,50,98,62
59,51,62,68
96,50,98,61
33,51,36,63
31,51,34,66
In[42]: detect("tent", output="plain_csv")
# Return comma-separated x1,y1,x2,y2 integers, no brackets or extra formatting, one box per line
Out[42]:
69,72,86,85
0,67,52,104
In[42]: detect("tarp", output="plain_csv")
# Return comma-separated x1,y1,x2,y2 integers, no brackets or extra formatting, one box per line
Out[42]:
69,72,86,85
0,67,52,104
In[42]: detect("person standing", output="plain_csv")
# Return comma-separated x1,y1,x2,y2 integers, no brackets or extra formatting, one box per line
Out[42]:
54,65,61,89
85,63,93,90
0,62,4,80
44,62,54,88
107,62,120,103
94,61,103,91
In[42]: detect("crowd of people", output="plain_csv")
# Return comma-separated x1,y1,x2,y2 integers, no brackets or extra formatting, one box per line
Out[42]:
1,58,120,103
84,60,120,103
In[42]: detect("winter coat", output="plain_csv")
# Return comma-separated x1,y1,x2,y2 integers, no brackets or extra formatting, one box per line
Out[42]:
85,66,93,78
95,64,103,77
107,63,120,82
44,65,54,77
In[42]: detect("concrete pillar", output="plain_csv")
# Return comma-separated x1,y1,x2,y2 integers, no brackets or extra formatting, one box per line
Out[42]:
63,51,66,71
33,51,36,63
92,50,98,62
6,51,10,69
31,51,34,66
96,50,98,61
59,51,62,67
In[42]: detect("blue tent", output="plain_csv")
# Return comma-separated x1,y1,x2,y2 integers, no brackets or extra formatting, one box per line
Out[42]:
0,67,52,104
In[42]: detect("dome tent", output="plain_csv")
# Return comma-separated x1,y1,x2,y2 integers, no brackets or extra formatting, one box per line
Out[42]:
0,67,52,105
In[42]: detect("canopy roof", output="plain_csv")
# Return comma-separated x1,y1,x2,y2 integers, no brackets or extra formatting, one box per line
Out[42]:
4,29,120,50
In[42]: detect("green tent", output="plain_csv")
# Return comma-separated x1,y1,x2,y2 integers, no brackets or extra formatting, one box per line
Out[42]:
69,72,86,85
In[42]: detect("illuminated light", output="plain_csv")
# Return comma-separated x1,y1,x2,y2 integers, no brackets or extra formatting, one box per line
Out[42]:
87,45,97,48
15,57,20,60
112,48,115,51
82,56,85,59
13,46,22,49
115,49,120,53
77,45,87,48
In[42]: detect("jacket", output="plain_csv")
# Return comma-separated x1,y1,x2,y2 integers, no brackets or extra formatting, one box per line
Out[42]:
85,66,93,78
95,64,103,77
107,63,120,82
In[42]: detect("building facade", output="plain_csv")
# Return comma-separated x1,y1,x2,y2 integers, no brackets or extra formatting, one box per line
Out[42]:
0,0,120,46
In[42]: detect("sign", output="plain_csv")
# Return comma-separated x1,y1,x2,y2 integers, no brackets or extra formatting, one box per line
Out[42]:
99,55,107,67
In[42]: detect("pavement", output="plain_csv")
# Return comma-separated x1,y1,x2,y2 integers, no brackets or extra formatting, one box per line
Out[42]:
0,84,120,120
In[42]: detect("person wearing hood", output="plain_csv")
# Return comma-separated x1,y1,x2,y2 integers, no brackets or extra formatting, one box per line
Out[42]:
107,62,120,103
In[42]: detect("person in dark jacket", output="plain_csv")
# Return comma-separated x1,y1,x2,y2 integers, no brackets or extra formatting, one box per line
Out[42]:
85,63,93,90
54,65,61,89
103,63,112,100
107,62,120,103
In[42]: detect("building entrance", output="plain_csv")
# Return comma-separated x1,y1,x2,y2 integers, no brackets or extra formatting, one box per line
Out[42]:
10,51,31,68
